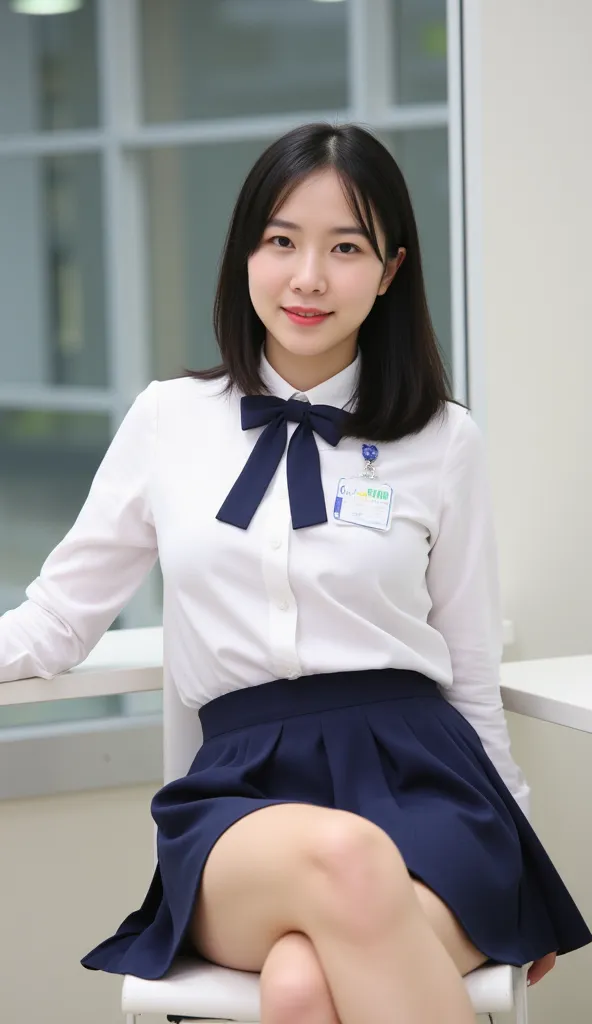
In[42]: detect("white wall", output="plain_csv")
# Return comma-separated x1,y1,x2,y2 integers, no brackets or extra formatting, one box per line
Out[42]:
1,2,592,1023
0,785,157,1024
478,0,592,1020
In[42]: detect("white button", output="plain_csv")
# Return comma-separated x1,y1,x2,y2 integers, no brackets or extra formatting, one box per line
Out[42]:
271,537,282,550
287,671,299,680
292,393,309,403
278,600,290,611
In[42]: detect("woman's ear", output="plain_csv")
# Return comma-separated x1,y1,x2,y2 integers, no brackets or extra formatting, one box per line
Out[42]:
377,247,406,296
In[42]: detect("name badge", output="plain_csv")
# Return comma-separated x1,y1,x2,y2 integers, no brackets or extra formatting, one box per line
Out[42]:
333,477,393,531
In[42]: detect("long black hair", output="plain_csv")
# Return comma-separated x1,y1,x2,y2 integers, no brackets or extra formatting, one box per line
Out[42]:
187,122,464,441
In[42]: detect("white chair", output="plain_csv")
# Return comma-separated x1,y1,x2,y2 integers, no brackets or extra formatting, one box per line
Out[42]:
121,667,529,1023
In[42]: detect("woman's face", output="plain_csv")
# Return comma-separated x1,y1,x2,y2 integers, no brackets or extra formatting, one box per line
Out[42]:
248,168,403,379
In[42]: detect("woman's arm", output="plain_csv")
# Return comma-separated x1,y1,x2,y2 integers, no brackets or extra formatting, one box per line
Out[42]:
0,382,160,682
426,407,531,818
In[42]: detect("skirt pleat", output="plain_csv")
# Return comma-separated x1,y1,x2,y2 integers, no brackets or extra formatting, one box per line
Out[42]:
81,668,592,979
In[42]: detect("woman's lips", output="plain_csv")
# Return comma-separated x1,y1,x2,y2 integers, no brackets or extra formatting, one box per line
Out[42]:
282,307,333,326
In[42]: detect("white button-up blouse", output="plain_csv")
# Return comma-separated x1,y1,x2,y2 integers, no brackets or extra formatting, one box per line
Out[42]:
0,353,530,816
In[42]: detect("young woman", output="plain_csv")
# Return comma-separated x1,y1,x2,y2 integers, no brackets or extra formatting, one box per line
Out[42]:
1,123,590,1024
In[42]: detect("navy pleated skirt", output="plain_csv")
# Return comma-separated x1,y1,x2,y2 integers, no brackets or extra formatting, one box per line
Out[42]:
81,668,592,979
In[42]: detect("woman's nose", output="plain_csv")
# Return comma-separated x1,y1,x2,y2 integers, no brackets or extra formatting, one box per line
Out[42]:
290,253,327,294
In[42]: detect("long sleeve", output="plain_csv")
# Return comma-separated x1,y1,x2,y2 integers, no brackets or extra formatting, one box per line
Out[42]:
426,408,531,818
0,382,160,683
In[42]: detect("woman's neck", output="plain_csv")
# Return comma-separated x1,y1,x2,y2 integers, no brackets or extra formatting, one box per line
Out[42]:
264,336,358,392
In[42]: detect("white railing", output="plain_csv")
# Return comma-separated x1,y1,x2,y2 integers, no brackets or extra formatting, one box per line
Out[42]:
1,625,592,737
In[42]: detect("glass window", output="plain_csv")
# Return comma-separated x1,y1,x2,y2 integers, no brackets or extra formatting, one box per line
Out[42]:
391,0,447,105
381,128,451,372
140,0,348,123
0,408,120,726
0,692,121,729
0,153,107,388
143,140,266,380
0,408,110,611
0,0,99,134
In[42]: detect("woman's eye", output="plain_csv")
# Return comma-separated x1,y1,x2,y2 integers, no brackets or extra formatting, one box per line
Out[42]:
270,235,293,248
334,242,361,254
267,237,360,254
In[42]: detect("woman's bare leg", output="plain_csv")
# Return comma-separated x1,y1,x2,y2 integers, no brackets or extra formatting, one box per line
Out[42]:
190,803,479,1024
260,911,485,1024
260,932,341,1024
412,878,488,976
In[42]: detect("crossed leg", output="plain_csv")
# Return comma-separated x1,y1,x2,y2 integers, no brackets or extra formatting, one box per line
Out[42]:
260,878,487,1024
191,803,488,1023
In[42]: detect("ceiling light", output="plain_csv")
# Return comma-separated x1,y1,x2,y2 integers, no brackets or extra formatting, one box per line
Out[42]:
12,0,83,14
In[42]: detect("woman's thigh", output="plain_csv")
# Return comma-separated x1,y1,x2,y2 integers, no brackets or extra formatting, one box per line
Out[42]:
189,801,488,979
412,879,488,977
189,801,406,971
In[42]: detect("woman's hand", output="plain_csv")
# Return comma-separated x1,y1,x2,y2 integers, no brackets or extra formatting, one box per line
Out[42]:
527,951,557,986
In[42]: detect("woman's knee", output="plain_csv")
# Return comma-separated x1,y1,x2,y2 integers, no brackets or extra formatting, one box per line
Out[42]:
260,932,338,1024
304,811,414,936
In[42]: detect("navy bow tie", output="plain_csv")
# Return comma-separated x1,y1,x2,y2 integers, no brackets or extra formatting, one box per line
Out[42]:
216,395,351,530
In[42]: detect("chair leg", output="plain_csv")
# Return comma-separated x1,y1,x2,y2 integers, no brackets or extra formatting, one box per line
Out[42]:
125,1015,137,1024
484,964,528,1024
513,965,529,1024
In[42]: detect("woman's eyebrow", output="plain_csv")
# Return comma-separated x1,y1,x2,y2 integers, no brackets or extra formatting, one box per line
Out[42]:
267,217,367,237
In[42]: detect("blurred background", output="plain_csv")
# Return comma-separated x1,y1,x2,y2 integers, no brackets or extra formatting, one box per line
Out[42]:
0,0,453,728
2,3,592,1022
